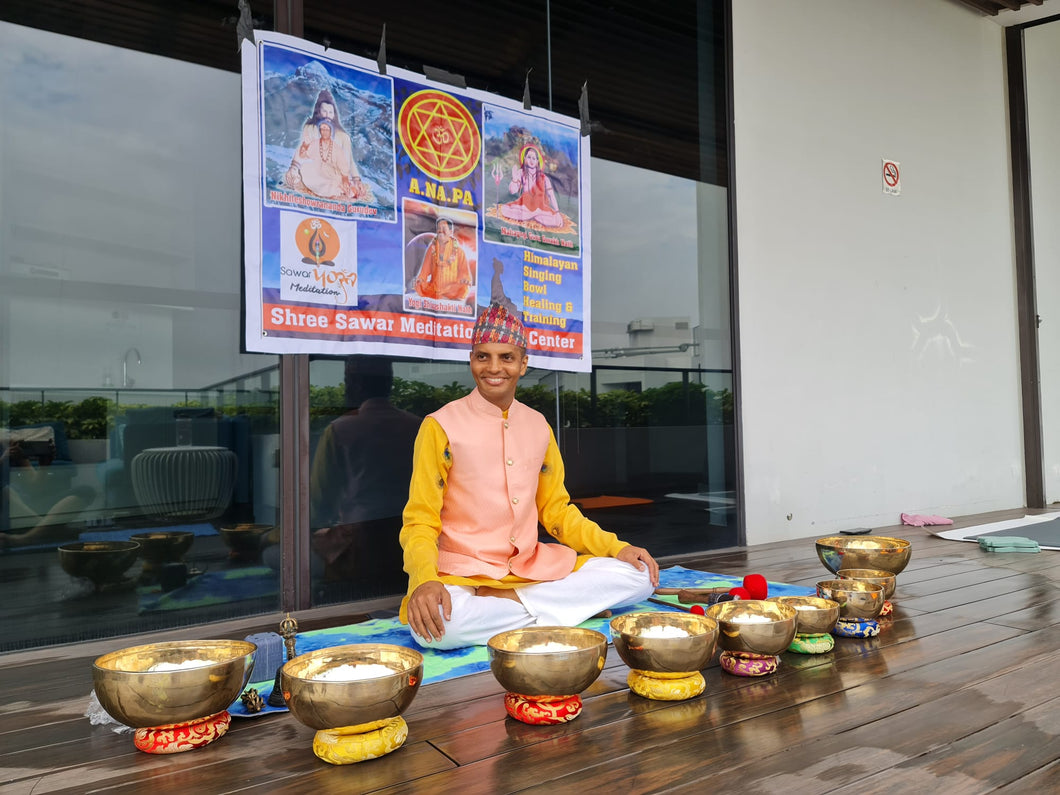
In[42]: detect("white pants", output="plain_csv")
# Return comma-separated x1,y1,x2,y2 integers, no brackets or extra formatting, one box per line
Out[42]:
410,557,654,650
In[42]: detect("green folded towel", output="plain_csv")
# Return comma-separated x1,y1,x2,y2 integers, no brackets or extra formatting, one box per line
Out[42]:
978,536,1040,553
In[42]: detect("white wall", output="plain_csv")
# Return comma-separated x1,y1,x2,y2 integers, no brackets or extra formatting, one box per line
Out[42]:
732,0,1023,543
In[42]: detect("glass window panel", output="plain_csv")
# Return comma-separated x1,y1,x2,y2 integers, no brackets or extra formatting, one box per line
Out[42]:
577,158,734,556
2,0,733,644
1026,21,1060,503
0,21,279,651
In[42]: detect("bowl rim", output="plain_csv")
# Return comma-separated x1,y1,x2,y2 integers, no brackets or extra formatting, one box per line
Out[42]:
768,595,840,611
609,611,719,638
815,534,912,549
835,567,896,579
816,578,886,593
705,598,798,623
487,625,608,654
93,638,257,672
282,643,424,682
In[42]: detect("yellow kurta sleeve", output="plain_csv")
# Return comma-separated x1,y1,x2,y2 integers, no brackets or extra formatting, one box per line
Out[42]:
399,417,450,599
536,428,629,558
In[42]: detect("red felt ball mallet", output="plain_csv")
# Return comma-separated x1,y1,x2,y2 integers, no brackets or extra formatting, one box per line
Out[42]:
689,604,705,615
743,573,768,600
727,573,768,601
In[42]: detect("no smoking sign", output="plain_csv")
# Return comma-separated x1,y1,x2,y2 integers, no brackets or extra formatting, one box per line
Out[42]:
882,158,901,196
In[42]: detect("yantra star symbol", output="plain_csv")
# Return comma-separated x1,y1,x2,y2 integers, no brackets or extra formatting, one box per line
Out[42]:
399,90,481,182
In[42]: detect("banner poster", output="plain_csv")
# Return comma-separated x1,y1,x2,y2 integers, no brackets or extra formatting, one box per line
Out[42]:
241,32,591,371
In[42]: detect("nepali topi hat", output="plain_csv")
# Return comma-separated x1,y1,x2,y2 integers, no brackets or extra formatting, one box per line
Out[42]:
472,303,527,348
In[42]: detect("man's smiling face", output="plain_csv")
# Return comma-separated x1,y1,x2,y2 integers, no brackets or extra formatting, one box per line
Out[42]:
470,342,528,410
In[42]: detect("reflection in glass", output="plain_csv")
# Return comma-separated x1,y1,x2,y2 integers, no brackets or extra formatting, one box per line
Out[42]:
302,356,422,605
577,158,734,554
0,22,279,651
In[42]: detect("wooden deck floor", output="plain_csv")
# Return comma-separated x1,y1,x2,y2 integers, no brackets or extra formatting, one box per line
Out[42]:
3,509,1059,794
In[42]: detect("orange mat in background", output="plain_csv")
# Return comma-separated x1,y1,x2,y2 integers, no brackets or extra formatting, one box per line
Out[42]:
573,495,653,510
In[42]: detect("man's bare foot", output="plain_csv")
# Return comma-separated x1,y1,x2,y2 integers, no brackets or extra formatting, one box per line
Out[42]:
475,585,521,602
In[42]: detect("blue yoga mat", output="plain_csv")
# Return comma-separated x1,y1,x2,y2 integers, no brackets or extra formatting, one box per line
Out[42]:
229,565,815,718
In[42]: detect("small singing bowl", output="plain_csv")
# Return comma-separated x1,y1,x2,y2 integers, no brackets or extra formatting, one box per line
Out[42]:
705,600,798,656
610,612,719,674
58,541,141,588
768,596,841,635
281,644,423,731
816,579,886,619
837,568,896,600
815,535,911,576
130,531,194,568
219,524,273,556
487,626,608,697
93,639,257,728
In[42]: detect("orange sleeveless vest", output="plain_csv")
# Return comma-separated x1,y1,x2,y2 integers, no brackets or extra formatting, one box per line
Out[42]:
430,390,576,581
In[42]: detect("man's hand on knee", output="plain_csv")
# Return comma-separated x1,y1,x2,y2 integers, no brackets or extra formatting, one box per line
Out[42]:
408,581,451,643
616,545,660,587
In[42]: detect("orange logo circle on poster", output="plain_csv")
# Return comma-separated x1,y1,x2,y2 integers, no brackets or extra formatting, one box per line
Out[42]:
399,90,481,182
295,218,340,264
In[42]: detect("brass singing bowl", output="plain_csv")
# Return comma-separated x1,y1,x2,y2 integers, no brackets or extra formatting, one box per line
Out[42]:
815,535,911,575
487,626,608,697
93,639,257,728
768,596,841,635
129,531,194,568
219,524,273,555
705,600,798,656
816,579,886,619
58,541,141,588
837,568,896,600
610,612,719,674
281,644,423,730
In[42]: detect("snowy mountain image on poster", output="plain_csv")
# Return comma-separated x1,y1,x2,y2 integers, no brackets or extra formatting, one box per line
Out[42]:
260,42,396,223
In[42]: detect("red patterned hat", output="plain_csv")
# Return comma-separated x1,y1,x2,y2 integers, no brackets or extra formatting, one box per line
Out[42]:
472,303,527,348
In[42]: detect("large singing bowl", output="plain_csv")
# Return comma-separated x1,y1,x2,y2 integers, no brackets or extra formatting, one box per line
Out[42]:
610,612,718,674
705,600,798,656
815,536,911,575
93,639,257,728
281,644,423,731
488,626,607,697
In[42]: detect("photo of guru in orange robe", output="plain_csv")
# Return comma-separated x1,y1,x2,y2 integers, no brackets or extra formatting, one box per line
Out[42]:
413,218,473,301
